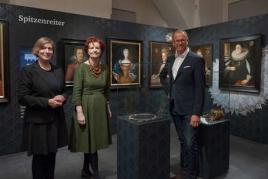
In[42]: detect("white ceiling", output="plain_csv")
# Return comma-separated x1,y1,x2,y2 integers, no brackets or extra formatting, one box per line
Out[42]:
152,0,268,29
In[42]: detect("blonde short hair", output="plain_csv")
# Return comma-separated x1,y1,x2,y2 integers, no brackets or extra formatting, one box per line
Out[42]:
32,37,54,57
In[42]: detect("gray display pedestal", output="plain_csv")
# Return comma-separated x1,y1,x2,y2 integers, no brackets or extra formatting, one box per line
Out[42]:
117,114,170,179
199,119,230,179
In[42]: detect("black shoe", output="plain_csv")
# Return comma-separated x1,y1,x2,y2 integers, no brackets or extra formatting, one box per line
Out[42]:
81,169,93,178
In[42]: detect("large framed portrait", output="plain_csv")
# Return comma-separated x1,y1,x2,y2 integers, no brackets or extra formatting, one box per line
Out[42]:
108,38,142,88
59,39,87,87
192,44,213,86
149,41,173,88
0,21,9,103
219,35,262,93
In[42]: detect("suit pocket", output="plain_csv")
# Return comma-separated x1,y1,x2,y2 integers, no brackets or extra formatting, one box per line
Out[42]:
183,66,191,69
181,67,192,75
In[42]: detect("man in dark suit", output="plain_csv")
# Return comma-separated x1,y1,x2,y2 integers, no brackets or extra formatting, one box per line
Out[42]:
160,30,205,179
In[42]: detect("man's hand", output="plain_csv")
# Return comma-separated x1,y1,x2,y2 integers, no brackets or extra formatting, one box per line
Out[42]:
190,115,200,128
107,103,112,120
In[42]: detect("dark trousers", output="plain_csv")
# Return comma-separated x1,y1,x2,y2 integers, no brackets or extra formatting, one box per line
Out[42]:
32,153,56,179
173,115,199,179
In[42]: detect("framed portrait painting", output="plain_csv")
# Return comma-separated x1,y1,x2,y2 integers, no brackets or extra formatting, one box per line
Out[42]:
0,21,8,103
192,44,213,86
219,35,262,93
149,41,173,88
59,39,86,86
108,38,142,88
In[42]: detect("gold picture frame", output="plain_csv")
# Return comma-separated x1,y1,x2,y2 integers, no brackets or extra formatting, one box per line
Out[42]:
149,41,173,88
58,39,86,87
219,35,262,93
0,20,9,103
192,44,213,86
108,38,142,88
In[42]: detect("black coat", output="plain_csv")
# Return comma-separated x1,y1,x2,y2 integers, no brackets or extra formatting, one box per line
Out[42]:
160,51,205,116
17,61,66,124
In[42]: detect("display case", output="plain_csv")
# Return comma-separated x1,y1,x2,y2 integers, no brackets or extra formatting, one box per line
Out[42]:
117,114,170,179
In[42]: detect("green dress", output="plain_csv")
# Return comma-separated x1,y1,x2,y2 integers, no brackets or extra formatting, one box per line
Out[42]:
69,63,111,153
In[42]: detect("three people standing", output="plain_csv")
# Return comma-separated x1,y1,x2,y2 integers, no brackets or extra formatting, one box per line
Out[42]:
18,30,205,179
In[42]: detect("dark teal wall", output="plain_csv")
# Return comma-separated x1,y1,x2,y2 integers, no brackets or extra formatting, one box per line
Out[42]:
0,3,268,155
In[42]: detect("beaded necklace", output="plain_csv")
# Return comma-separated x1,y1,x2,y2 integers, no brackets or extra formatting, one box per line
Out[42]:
88,63,102,78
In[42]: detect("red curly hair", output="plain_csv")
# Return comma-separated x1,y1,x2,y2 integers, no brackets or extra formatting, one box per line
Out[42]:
84,36,105,56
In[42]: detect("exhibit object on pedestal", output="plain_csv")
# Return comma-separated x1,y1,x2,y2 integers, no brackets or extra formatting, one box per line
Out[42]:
199,119,230,179
117,113,170,179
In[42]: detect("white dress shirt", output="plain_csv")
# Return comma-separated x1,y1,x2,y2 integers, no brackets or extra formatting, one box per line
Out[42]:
172,48,189,79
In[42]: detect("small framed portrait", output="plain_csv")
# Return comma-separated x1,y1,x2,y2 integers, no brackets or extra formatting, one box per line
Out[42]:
149,41,173,88
219,35,262,93
108,38,142,88
0,21,9,103
59,39,87,87
192,44,213,86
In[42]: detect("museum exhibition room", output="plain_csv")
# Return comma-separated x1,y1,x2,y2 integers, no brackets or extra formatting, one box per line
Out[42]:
0,0,268,179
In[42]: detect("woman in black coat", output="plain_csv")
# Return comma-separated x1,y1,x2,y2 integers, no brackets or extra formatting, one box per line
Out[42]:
17,37,68,179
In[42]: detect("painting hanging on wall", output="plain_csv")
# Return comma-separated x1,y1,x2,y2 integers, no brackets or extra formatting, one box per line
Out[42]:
149,41,173,88
0,21,9,103
59,39,86,87
192,44,213,86
108,38,142,88
219,34,262,93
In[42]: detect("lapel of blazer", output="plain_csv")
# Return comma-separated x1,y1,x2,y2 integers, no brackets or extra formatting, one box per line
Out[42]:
174,52,191,82
168,55,176,81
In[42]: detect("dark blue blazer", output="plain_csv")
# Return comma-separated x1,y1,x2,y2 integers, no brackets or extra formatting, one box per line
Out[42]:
160,50,205,116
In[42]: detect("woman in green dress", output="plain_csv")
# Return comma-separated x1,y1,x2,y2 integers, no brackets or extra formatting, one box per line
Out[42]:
69,36,112,179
